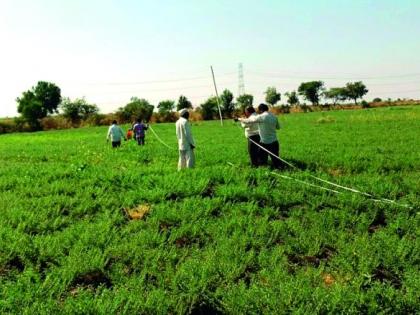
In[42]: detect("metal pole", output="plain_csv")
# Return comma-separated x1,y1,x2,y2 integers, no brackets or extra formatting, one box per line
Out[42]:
211,66,224,126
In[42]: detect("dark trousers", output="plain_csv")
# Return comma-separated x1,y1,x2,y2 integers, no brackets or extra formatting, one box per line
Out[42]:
259,141,282,169
112,141,121,148
137,136,145,145
247,134,261,167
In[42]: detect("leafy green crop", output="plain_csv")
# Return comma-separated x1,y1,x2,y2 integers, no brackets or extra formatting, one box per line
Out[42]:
0,106,419,314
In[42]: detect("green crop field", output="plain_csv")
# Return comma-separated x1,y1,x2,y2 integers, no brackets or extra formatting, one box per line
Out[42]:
0,106,419,314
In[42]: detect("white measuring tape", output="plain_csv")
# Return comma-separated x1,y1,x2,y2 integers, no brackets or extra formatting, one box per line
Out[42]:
237,122,413,209
148,125,177,150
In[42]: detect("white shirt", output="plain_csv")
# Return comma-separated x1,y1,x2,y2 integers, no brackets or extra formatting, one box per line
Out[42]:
107,124,124,142
241,112,259,138
240,111,280,144
176,117,195,150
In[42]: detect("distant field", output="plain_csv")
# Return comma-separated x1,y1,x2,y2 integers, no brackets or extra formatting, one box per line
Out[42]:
0,106,419,314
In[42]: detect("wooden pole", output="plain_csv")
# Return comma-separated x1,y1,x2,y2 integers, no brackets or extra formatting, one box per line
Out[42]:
210,66,224,126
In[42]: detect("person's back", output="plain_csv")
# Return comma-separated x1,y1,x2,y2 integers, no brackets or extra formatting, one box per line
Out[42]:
107,121,125,147
257,111,279,144
133,121,148,145
176,116,194,151
176,109,195,169
133,122,147,137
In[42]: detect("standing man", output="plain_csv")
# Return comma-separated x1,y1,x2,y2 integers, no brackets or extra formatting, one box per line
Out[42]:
176,109,195,170
239,103,282,168
133,119,148,145
107,120,126,148
240,106,260,167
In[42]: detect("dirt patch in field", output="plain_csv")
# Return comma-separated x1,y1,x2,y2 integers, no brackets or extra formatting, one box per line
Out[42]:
0,256,25,276
174,235,205,248
123,204,151,220
159,220,180,233
362,264,402,290
190,301,223,315
200,180,216,198
165,192,183,201
371,265,401,289
287,245,337,268
368,209,387,233
70,270,112,293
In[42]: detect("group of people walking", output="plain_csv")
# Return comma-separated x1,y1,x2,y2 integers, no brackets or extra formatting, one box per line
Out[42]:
106,103,282,170
106,119,149,147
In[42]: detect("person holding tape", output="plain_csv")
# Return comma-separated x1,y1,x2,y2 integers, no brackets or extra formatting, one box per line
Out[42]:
176,108,195,170
240,106,261,167
239,103,282,169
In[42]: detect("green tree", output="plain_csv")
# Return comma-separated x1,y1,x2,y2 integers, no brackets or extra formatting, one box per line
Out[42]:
157,100,175,114
60,97,99,124
16,81,61,130
264,87,281,106
199,97,218,120
285,91,299,106
116,97,154,123
323,87,347,105
344,81,368,105
236,94,254,112
176,95,192,111
220,89,234,118
298,81,324,105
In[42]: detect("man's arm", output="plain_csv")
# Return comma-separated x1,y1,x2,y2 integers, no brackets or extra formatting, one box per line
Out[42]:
239,114,262,125
185,122,195,148
119,127,126,140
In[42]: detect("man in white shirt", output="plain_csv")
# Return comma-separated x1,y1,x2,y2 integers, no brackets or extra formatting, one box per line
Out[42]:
175,109,195,170
107,120,126,148
240,106,260,167
239,103,282,168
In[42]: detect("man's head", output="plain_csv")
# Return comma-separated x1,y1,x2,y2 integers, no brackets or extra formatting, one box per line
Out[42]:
245,106,255,117
179,108,189,119
112,120,117,125
257,103,269,113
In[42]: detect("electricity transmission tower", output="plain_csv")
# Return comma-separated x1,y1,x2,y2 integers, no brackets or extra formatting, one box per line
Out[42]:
238,63,245,96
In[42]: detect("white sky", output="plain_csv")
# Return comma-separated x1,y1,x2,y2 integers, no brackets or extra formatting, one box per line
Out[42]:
1,0,420,117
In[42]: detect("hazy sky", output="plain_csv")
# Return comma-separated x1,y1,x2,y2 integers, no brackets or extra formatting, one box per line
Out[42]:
1,0,420,117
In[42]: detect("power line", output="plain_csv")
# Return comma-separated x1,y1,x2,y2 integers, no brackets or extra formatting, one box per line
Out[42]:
247,70,420,80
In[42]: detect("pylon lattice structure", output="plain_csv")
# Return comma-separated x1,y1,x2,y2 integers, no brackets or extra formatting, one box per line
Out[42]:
238,63,245,96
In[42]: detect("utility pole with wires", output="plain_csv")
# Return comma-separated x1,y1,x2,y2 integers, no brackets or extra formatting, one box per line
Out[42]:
238,62,245,96
210,66,224,126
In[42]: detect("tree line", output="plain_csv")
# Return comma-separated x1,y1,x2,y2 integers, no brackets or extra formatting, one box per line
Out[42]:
2,79,374,132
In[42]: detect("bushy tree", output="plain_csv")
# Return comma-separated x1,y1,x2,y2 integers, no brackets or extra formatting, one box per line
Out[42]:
323,87,347,105
116,97,154,123
176,95,192,111
298,81,324,106
220,89,234,118
372,97,382,103
16,81,61,130
236,94,254,112
264,87,281,106
344,81,368,104
60,97,99,124
199,97,218,120
285,91,299,106
157,100,175,114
